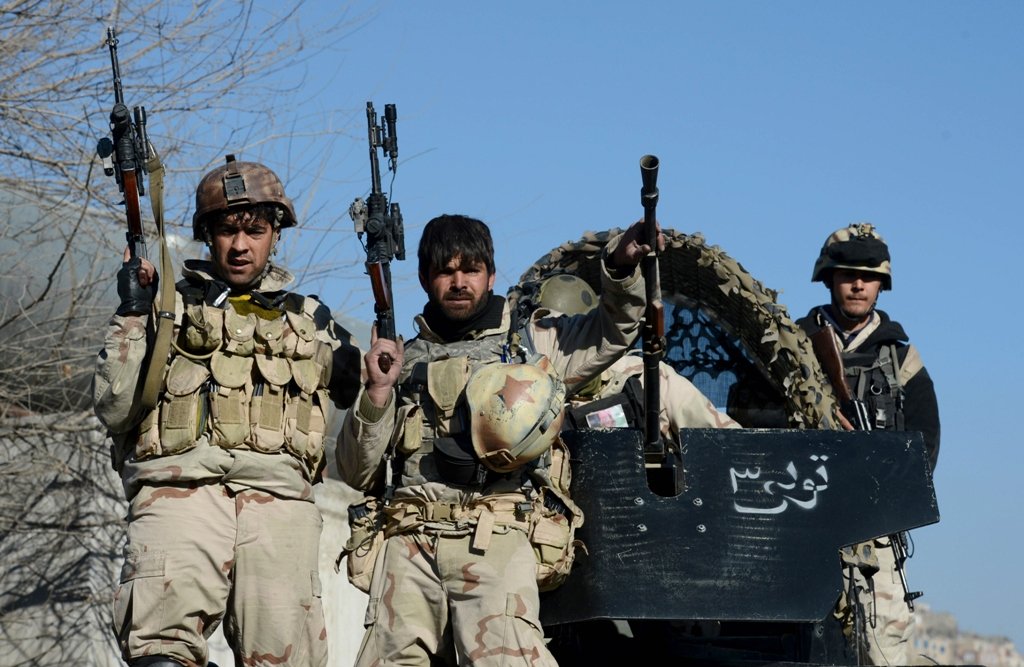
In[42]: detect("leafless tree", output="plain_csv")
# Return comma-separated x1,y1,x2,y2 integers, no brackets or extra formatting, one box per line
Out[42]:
0,3,371,663
0,0,370,415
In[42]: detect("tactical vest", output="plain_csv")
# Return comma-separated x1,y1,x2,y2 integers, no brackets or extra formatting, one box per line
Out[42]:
842,344,905,432
129,281,334,478
393,330,542,489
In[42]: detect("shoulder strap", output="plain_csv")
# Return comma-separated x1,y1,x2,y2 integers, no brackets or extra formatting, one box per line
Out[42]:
877,344,903,397
139,146,176,410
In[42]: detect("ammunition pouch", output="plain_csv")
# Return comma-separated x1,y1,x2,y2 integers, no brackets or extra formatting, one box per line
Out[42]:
528,485,585,592
125,285,333,479
339,498,385,594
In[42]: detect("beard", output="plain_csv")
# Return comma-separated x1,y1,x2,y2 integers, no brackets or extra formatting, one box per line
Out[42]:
438,290,488,321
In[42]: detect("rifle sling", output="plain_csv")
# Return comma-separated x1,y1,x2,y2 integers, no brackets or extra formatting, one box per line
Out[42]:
139,146,176,410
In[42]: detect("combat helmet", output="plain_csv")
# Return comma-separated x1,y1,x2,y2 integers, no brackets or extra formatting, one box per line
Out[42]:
537,274,599,316
466,359,567,473
192,154,297,241
811,222,892,290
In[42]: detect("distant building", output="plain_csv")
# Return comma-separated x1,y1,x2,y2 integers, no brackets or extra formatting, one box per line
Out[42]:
912,604,1023,667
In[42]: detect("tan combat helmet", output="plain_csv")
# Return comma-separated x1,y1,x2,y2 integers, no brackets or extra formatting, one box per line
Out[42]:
537,274,599,316
192,154,297,241
466,359,567,473
811,222,892,290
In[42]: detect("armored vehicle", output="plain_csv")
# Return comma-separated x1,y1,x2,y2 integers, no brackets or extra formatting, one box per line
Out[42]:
510,230,949,666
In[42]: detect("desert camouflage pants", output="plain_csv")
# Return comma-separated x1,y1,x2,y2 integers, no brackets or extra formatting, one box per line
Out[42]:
113,482,327,667
355,528,558,667
842,537,915,666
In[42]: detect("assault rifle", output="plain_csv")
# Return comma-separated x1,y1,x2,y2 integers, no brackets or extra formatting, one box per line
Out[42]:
638,156,669,467
95,27,173,412
96,27,150,261
350,102,405,372
809,313,923,611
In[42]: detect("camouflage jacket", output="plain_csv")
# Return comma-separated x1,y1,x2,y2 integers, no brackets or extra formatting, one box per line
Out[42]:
336,234,646,506
93,260,361,501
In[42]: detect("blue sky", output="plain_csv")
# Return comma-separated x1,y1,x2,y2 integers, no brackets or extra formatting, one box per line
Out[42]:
251,0,1022,647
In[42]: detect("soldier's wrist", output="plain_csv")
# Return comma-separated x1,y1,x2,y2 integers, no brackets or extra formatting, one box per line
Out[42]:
359,386,392,421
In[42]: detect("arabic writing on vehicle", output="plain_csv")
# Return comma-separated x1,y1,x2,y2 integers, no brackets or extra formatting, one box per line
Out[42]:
730,455,829,515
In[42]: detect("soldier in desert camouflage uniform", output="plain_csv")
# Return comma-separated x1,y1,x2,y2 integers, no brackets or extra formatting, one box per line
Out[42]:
797,222,940,665
93,155,361,667
337,214,660,666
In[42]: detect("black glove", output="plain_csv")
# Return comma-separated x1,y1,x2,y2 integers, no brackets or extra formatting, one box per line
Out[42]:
115,256,157,316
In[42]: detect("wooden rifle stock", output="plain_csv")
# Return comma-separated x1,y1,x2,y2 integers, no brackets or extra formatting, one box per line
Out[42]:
120,168,146,261
808,316,870,430
368,261,396,372
101,27,149,261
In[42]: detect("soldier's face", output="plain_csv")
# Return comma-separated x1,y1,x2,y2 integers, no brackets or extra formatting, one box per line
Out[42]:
422,255,495,321
208,212,277,289
830,268,882,323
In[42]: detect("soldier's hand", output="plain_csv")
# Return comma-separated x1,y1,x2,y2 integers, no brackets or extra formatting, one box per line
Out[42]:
121,246,156,287
610,218,666,271
115,253,157,316
364,324,403,408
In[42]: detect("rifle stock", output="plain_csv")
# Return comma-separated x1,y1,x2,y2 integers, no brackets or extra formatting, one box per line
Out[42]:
809,316,871,430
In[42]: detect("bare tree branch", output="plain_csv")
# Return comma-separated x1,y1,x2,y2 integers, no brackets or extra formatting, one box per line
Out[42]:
0,0,370,416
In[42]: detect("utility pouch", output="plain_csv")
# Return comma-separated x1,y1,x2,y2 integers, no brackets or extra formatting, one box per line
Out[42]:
285,309,318,359
157,356,210,456
209,354,253,447
340,498,385,594
528,485,585,592
394,404,423,455
182,302,223,354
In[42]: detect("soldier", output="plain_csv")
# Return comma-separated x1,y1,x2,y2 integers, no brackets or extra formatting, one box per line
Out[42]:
535,274,740,436
796,222,940,665
336,214,659,666
93,155,361,667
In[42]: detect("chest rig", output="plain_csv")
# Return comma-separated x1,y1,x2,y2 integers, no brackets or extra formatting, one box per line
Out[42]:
130,278,334,478
842,344,905,432
394,329,539,488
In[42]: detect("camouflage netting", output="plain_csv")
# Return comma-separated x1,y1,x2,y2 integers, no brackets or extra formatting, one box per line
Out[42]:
509,228,841,430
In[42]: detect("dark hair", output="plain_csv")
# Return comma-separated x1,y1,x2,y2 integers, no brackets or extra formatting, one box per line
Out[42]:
205,203,283,233
417,214,495,278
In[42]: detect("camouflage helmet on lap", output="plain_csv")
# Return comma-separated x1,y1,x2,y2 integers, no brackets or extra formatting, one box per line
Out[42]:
466,359,567,473
812,222,892,290
537,274,599,316
192,154,297,241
